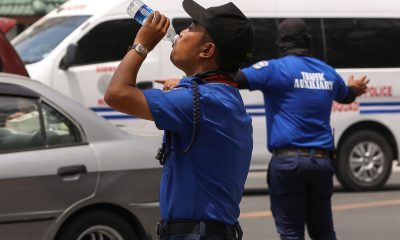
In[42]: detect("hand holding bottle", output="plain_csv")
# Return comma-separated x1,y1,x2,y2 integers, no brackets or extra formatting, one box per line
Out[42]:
127,0,178,42
134,11,171,51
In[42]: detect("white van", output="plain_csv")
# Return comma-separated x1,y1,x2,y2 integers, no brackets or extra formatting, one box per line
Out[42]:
12,0,400,191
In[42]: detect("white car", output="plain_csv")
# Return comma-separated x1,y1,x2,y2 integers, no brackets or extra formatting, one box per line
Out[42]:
0,73,162,240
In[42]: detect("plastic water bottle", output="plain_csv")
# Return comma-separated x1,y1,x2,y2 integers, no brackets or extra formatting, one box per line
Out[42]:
127,0,178,43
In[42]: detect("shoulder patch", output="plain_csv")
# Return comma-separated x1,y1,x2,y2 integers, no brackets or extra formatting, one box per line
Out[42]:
252,61,269,70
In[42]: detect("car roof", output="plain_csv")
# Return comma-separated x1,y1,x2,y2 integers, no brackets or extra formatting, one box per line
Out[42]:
0,81,40,97
0,73,130,142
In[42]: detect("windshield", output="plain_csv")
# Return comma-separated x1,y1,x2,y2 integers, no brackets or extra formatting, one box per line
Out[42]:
13,16,90,64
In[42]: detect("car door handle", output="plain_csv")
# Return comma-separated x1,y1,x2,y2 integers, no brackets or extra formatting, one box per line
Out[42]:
57,165,87,177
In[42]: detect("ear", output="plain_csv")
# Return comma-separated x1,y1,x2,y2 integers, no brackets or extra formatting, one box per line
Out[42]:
199,43,217,59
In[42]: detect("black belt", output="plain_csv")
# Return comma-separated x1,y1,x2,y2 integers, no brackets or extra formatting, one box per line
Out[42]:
157,220,242,239
272,147,331,158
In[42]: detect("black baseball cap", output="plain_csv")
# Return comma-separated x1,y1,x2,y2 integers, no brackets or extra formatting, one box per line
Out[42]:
182,0,254,69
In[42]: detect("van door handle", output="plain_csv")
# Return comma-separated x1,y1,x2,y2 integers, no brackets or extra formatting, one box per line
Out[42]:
57,165,87,177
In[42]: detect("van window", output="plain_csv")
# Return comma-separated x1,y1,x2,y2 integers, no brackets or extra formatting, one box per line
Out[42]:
251,18,279,63
13,16,90,64
323,19,400,68
75,19,141,65
304,19,325,62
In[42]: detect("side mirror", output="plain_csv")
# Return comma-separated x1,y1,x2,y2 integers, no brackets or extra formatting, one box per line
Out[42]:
136,81,153,90
60,44,78,70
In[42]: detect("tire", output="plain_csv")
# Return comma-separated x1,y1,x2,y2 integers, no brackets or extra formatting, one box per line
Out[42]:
56,210,138,240
335,130,393,191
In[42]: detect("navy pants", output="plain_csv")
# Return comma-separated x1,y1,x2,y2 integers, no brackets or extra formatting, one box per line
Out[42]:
267,154,337,240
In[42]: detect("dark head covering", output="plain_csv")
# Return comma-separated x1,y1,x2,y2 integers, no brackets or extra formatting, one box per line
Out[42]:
276,18,312,57
183,0,255,69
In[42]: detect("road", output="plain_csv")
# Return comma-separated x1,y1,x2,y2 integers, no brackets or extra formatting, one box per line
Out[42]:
239,164,400,240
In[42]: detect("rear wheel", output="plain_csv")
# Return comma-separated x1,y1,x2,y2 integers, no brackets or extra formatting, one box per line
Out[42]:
56,210,138,240
335,130,393,191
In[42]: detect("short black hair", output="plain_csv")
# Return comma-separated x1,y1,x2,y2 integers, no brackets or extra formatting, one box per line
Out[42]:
215,52,240,74
195,22,239,74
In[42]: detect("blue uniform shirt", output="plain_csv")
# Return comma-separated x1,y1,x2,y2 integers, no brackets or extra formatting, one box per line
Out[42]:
143,76,253,225
242,56,348,151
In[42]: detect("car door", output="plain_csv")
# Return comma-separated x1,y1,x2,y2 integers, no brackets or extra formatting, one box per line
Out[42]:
0,84,98,225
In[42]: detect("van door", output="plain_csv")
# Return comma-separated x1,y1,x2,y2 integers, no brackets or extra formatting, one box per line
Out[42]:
53,17,161,132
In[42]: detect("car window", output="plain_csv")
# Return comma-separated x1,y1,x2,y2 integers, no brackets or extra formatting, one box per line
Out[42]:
0,96,82,153
75,19,141,65
0,96,42,152
42,103,81,146
13,16,90,64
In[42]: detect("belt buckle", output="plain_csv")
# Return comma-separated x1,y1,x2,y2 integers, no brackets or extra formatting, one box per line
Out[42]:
156,222,160,236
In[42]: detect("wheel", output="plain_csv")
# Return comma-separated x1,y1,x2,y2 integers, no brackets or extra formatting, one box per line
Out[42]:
56,210,138,240
335,130,393,191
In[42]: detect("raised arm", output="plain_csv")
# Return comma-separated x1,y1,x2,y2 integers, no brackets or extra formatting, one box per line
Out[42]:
104,12,170,120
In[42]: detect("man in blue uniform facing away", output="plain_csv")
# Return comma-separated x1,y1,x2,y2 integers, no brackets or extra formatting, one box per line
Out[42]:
105,0,254,239
235,19,369,240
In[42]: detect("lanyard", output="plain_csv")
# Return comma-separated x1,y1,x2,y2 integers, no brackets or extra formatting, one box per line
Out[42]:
156,71,236,165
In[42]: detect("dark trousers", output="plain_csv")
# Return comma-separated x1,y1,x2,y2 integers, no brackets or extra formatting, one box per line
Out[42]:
267,155,337,240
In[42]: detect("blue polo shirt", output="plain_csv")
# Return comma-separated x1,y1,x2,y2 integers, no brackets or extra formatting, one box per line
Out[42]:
241,56,348,151
143,76,253,225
